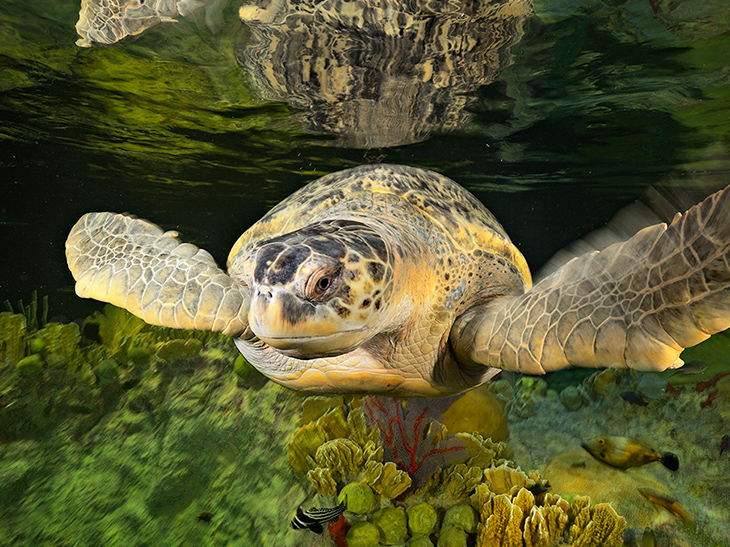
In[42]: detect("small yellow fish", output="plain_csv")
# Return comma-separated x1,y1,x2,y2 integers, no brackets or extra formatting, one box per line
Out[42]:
638,488,691,523
581,436,679,471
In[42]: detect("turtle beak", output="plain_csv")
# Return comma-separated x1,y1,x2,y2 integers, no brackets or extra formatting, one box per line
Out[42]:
248,285,367,358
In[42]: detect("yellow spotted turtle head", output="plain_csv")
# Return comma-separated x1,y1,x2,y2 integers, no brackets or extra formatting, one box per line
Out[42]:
240,219,394,358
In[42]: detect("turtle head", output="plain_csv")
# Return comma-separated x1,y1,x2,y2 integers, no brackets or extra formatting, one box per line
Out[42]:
241,219,394,358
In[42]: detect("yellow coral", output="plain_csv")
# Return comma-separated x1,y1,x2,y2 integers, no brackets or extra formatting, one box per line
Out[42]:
298,395,345,426
569,502,626,547
316,438,364,476
443,463,484,499
474,476,572,547
307,467,338,496
347,406,380,446
287,407,350,477
456,432,510,468
482,463,535,495
364,460,412,499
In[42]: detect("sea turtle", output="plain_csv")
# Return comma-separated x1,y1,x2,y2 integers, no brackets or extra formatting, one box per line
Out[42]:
66,164,730,396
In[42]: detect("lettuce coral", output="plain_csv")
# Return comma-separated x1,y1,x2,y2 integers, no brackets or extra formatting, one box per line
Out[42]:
363,460,412,500
569,498,626,547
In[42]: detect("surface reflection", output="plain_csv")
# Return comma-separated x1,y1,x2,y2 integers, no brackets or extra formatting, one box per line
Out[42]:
236,0,532,147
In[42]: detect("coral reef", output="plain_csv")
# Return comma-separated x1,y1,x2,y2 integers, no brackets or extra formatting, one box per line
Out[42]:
364,460,412,499
363,395,468,488
569,497,626,547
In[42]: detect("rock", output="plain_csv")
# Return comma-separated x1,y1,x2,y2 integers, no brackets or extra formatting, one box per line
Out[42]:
371,506,408,545
339,481,378,514
559,386,582,410
442,503,477,534
407,502,438,536
440,385,509,441
346,521,381,547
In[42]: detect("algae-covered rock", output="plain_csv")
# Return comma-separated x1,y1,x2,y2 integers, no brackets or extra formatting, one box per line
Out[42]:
346,521,382,547
96,358,119,384
233,355,268,388
127,345,152,366
559,385,583,410
437,524,468,547
407,502,438,537
339,481,378,514
28,336,46,355
440,385,509,442
411,536,435,547
371,506,408,545
442,503,477,534
16,354,43,373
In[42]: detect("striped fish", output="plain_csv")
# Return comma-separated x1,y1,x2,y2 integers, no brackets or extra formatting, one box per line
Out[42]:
290,501,347,534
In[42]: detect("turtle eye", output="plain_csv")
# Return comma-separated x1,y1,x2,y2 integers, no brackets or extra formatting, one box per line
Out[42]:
305,268,339,300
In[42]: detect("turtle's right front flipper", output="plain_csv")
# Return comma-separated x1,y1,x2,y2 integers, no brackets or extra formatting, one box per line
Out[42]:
66,213,250,336
451,183,730,374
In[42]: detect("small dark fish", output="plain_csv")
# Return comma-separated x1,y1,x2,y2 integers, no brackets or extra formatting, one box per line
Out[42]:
670,360,708,376
638,488,691,523
526,480,551,497
291,501,346,534
581,436,679,471
620,391,648,407
720,435,730,456
196,511,214,523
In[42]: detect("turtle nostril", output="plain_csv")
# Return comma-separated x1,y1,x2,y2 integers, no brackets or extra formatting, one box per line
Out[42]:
257,286,272,299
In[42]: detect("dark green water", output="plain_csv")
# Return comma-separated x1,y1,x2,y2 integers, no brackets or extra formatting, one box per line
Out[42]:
3,0,728,319
1,0,730,546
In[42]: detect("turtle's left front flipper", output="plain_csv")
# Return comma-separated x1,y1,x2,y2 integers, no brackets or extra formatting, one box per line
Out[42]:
66,212,250,336
451,184,730,374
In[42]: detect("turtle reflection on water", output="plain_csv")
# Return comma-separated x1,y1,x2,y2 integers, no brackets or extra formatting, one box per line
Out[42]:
75,0,532,148
65,164,730,396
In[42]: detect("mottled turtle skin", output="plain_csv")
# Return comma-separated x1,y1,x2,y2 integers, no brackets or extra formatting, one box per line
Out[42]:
224,165,531,394
66,164,730,396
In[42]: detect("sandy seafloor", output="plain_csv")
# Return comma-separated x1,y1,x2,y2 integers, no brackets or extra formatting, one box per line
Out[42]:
508,370,730,547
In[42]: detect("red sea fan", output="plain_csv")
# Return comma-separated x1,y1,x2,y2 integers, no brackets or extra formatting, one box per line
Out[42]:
363,395,467,488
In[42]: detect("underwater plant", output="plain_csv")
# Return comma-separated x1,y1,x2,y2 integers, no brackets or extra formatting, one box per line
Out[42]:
363,395,468,489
